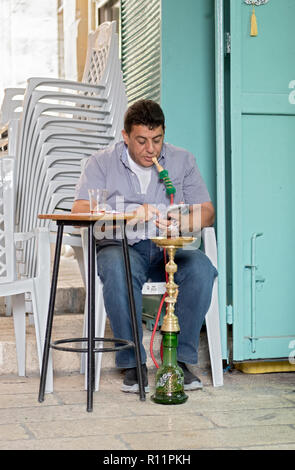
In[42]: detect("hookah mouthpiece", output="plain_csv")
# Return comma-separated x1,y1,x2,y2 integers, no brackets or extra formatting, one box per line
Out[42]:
152,157,176,195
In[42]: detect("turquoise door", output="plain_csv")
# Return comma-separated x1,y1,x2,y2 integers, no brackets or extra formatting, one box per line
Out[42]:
230,0,295,360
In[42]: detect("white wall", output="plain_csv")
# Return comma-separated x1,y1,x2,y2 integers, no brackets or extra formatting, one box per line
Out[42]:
63,0,78,81
0,0,58,103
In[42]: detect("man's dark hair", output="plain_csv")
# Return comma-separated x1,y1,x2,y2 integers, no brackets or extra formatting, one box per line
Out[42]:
124,99,165,135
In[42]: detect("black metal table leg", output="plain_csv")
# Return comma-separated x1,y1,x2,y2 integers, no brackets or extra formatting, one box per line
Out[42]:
38,223,64,402
87,222,96,412
121,221,146,401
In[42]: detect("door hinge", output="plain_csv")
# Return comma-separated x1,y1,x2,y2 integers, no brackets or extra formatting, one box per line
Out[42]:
225,32,231,55
226,304,233,325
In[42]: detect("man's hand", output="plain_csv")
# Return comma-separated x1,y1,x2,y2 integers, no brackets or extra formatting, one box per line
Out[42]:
71,199,90,214
168,202,215,232
131,203,160,224
154,202,215,236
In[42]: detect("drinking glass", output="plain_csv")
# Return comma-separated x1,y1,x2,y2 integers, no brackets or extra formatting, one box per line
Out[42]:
88,189,108,214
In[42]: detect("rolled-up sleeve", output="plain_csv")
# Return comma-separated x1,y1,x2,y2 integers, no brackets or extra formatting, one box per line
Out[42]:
182,152,211,205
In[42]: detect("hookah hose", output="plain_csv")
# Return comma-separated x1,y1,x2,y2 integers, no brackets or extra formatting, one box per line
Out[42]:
149,250,168,368
150,158,175,368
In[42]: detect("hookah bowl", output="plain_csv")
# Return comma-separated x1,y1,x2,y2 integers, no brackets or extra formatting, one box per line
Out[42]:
150,236,195,405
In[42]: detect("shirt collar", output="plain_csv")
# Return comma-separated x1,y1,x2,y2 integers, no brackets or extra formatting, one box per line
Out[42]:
121,143,129,167
120,142,166,168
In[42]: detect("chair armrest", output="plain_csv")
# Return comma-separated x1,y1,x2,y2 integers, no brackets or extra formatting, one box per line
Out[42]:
14,231,36,242
13,228,51,277
35,228,51,279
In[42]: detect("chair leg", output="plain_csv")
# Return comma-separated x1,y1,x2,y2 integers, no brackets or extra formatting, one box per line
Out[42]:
80,296,88,376
205,278,224,387
33,282,53,394
5,296,12,316
94,288,107,392
12,294,26,376
80,229,88,377
72,245,86,287
80,228,107,392
82,277,107,392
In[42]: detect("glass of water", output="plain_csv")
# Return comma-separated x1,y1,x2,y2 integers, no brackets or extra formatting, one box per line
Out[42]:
88,189,108,214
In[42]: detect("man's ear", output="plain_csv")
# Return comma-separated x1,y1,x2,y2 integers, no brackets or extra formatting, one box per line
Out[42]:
122,129,128,145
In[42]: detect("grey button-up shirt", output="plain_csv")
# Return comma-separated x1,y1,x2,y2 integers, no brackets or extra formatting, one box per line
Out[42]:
75,141,211,244
76,141,210,204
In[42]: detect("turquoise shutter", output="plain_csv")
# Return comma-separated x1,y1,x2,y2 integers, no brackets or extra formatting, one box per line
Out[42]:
121,0,161,105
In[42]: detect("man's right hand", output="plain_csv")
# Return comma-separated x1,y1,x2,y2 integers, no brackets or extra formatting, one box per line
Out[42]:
71,199,90,214
131,204,160,224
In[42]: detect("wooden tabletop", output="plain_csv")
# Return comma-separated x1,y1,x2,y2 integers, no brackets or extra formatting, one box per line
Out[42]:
38,212,135,222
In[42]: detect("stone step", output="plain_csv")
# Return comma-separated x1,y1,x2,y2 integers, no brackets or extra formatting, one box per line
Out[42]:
0,312,211,377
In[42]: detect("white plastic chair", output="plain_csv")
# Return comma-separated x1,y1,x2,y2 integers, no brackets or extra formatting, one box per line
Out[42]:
0,157,53,391
80,226,224,391
0,88,24,126
82,22,115,84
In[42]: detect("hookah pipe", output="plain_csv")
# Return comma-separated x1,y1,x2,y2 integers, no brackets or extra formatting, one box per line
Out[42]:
150,157,190,404
150,157,175,368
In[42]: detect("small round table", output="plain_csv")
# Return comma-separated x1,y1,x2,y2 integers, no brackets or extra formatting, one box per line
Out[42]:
37,212,146,412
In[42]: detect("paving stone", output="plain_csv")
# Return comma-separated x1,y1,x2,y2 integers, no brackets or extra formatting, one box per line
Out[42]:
0,435,128,450
0,424,30,442
119,424,295,450
203,407,295,427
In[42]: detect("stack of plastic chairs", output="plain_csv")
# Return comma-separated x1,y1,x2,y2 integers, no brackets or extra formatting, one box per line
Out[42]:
0,88,24,127
0,156,53,391
0,21,128,389
16,21,126,235
13,21,127,279
0,88,24,158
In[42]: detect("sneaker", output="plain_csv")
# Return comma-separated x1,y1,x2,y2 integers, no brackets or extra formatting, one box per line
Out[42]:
177,361,203,390
121,364,150,393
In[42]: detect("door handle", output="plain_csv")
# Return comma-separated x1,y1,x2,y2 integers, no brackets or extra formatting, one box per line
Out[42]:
245,232,264,353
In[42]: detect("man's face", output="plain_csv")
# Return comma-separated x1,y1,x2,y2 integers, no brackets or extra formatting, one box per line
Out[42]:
122,124,164,168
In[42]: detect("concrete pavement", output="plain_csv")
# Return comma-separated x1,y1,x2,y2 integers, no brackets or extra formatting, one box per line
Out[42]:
0,254,295,451
0,363,295,450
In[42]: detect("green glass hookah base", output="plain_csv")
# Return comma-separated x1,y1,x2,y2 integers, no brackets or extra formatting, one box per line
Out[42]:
151,365,188,405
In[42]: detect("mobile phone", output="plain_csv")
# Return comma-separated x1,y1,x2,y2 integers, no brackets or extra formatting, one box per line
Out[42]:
165,204,190,218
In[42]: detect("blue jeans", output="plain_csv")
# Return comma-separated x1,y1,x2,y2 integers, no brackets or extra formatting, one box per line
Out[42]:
97,240,218,368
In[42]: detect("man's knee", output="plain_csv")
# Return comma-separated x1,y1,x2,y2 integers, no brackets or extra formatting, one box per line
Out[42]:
97,246,125,281
97,244,148,287
175,249,217,286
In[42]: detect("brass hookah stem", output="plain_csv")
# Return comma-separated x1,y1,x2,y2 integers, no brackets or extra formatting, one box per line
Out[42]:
161,246,180,333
